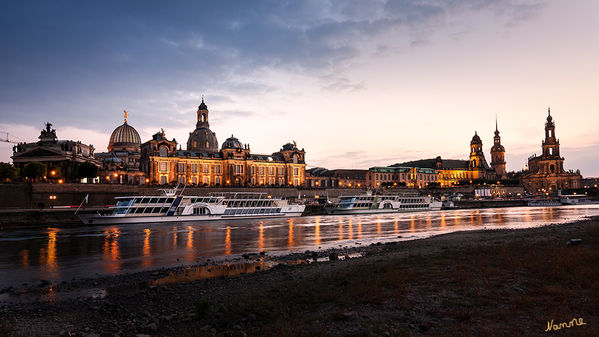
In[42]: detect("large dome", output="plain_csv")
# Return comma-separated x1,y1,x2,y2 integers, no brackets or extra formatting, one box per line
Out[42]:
108,122,141,151
187,127,219,153
221,135,243,150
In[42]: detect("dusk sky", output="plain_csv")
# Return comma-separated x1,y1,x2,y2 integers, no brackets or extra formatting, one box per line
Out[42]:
1,1,598,175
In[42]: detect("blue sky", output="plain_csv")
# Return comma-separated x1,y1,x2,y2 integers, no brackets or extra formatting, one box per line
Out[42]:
1,0,598,175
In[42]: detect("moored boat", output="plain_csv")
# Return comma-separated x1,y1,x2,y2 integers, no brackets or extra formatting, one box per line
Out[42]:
77,189,305,225
325,191,441,215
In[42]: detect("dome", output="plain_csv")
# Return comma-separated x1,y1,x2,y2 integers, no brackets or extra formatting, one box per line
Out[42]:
108,122,141,151
281,142,297,151
221,135,243,150
187,127,218,153
491,143,505,152
199,100,208,111
470,132,482,145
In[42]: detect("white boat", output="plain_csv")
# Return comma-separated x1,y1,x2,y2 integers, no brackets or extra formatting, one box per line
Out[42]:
325,192,442,215
560,195,598,205
77,188,305,225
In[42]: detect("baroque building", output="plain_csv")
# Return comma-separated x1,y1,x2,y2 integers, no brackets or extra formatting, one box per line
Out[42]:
96,111,146,183
11,122,101,181
521,109,581,192
369,123,506,188
140,99,306,186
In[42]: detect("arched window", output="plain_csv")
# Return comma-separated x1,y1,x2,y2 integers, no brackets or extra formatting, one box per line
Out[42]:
550,164,555,173
293,154,298,164
159,146,168,157
201,113,206,122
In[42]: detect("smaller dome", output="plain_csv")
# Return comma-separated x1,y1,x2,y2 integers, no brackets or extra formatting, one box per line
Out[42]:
470,132,482,145
109,122,141,151
199,97,208,111
222,135,243,150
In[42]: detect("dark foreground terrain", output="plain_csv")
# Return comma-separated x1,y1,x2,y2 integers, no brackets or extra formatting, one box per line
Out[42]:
2,217,598,337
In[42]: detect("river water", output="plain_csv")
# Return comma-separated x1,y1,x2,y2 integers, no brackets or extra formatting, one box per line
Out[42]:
1,205,598,289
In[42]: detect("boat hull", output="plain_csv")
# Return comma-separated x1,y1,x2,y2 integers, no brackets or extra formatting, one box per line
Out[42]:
325,206,441,215
77,212,304,225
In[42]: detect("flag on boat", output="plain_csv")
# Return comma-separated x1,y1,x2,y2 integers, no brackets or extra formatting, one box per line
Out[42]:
84,194,89,204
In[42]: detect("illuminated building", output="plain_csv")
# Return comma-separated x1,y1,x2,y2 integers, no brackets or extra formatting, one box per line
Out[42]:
11,122,100,181
96,111,146,183
367,166,438,188
368,123,505,188
521,108,581,192
141,99,306,186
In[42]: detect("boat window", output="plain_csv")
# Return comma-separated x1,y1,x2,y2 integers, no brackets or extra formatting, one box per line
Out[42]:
149,197,158,204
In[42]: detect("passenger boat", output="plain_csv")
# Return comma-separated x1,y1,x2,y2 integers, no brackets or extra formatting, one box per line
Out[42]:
325,192,442,215
559,195,598,205
77,188,305,225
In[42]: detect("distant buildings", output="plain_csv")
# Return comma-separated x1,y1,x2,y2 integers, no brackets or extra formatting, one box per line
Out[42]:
367,122,506,188
11,122,100,181
521,109,581,192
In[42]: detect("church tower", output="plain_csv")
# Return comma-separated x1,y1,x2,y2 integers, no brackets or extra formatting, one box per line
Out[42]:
187,97,219,153
542,107,560,158
469,131,488,169
490,117,506,178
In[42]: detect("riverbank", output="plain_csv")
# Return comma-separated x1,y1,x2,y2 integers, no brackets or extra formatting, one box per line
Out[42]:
2,217,598,336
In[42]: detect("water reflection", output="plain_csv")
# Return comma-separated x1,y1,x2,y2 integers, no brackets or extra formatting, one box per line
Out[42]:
314,217,321,246
21,249,29,267
224,226,231,255
288,218,295,248
103,228,121,273
2,205,599,289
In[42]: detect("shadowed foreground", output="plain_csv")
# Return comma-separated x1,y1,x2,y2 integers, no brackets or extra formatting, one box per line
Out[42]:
3,217,599,337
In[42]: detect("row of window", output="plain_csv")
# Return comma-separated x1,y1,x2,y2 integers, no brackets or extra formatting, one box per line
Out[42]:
158,161,300,177
224,208,282,215
374,173,438,181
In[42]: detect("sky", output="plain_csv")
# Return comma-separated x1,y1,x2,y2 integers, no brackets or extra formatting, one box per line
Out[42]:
1,0,598,176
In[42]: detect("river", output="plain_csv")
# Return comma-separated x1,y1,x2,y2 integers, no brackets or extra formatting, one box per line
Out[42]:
1,205,598,289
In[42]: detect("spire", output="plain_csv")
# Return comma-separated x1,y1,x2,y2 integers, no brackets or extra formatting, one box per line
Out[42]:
495,114,498,132
548,106,551,116
123,110,128,124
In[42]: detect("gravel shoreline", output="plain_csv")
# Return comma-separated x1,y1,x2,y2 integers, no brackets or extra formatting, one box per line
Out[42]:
2,217,598,337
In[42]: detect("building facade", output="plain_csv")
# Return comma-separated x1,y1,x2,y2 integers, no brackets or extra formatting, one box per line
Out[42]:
11,122,101,181
521,109,581,192
366,166,438,188
141,100,306,186
306,168,367,188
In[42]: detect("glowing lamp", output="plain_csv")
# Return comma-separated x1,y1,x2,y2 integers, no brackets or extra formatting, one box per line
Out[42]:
50,170,56,176
113,173,119,178
58,179,63,184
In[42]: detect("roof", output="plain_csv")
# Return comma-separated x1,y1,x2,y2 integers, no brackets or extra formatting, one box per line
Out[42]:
392,158,469,169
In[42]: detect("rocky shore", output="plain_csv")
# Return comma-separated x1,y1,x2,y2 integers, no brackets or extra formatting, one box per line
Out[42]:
2,217,598,337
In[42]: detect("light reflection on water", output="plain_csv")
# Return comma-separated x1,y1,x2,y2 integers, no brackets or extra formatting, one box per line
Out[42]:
0,205,598,288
